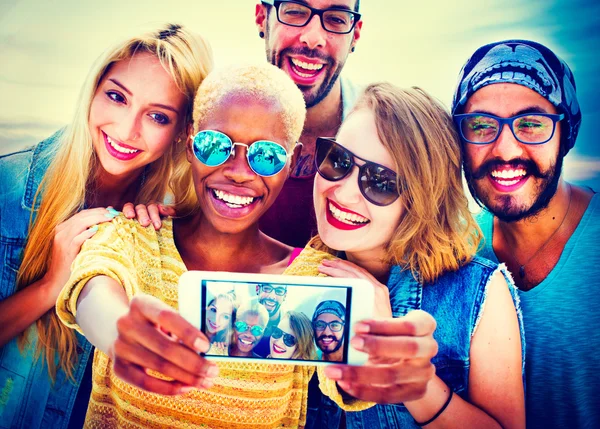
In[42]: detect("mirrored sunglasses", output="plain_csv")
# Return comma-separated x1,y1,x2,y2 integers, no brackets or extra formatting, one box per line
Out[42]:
234,320,264,337
192,130,292,177
271,326,297,347
315,137,400,206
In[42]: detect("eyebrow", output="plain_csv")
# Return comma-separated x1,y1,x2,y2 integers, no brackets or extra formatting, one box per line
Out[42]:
108,78,181,114
294,0,354,11
471,105,552,116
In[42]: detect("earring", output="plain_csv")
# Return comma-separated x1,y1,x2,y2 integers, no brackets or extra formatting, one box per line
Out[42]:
259,31,265,38
351,46,355,53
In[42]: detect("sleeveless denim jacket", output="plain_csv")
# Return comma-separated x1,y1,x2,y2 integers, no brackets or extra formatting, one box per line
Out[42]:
0,131,93,429
310,257,524,429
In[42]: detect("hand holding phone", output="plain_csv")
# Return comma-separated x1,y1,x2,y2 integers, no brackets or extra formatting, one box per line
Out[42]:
112,294,219,395
323,310,438,404
178,271,375,366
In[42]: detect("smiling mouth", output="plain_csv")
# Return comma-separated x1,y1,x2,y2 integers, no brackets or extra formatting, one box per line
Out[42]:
211,189,258,209
489,168,528,187
273,343,286,354
104,132,140,154
289,57,325,78
328,201,370,226
238,337,255,347
208,320,218,330
319,337,336,346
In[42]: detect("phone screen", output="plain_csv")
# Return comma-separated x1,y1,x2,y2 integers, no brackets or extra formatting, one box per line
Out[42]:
201,279,352,363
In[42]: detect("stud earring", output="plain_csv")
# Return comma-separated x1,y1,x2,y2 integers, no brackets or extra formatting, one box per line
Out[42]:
259,31,265,38
351,46,355,53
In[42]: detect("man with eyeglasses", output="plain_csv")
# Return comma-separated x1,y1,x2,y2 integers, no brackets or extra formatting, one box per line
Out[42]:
311,300,346,362
452,39,600,429
254,283,288,356
255,0,362,247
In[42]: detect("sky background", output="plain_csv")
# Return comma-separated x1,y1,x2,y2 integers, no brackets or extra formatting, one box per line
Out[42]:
1,0,599,189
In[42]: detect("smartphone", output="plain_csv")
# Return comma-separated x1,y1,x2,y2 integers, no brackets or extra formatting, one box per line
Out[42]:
178,271,374,366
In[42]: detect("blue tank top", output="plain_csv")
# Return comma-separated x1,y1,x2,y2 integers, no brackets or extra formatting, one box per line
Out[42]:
476,194,600,429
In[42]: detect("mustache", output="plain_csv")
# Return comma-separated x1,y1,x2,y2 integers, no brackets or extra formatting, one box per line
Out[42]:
469,158,551,180
279,46,333,65
317,335,338,343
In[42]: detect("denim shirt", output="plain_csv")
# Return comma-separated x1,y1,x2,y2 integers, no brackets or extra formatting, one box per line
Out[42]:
0,132,93,429
314,257,525,429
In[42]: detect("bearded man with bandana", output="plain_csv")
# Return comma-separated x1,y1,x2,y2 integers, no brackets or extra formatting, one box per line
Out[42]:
452,39,600,429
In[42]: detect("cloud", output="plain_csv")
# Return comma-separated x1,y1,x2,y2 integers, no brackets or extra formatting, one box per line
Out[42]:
0,117,63,155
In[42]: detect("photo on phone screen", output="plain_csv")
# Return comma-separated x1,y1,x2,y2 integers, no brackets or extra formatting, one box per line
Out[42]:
201,280,352,364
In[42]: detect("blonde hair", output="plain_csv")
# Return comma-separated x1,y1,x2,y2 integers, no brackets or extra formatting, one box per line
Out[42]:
236,301,270,329
285,311,317,360
16,23,213,382
171,63,306,216
312,83,480,284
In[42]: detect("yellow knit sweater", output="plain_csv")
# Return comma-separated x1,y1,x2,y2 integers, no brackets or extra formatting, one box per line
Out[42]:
56,216,371,429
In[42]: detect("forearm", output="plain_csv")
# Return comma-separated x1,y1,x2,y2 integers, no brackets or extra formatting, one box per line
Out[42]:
0,277,56,347
75,275,130,356
404,376,502,428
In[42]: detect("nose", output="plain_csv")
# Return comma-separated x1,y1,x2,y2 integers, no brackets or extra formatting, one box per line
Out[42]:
115,109,142,143
299,14,326,50
490,123,524,161
333,167,362,205
223,145,255,183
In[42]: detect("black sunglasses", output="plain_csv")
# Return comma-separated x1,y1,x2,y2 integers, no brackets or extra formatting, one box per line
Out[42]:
315,137,400,206
271,326,297,347
260,284,287,296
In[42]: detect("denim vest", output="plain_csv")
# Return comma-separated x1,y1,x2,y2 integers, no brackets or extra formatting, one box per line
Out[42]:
311,256,524,429
0,132,93,429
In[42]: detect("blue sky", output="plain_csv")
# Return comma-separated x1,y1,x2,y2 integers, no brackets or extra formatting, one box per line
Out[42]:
0,0,598,188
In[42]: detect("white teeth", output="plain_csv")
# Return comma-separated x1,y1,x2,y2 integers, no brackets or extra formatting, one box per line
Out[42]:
491,169,526,179
291,58,324,71
239,338,253,345
106,135,140,154
496,179,520,186
328,202,369,225
213,189,255,207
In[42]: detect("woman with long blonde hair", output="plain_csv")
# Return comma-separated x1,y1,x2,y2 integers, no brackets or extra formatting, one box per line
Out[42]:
285,83,526,428
0,23,212,429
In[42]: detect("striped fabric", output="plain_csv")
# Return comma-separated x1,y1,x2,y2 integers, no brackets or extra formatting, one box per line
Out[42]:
56,216,369,428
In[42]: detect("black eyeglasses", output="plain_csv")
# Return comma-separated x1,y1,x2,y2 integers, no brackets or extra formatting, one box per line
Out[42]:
313,320,344,332
262,0,361,34
260,284,287,296
453,113,564,145
315,137,400,206
271,326,297,347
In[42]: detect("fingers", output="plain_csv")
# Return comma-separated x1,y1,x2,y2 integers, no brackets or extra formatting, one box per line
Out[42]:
122,202,136,219
134,204,152,228
158,204,177,217
129,295,210,352
351,333,438,360
318,259,363,279
146,204,162,230
325,358,434,386
357,310,437,337
113,358,195,396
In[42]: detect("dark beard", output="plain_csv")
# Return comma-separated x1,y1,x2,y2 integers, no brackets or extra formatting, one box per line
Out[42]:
317,335,343,354
265,42,343,108
464,155,563,223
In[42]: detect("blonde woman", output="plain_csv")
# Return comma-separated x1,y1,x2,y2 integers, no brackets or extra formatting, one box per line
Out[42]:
268,311,317,360
286,83,525,428
0,23,212,429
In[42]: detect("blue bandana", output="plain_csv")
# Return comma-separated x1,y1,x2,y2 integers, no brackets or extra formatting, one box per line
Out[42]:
451,39,581,154
312,300,346,322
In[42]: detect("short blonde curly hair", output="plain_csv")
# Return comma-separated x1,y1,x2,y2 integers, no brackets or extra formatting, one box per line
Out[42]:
171,63,306,216
192,63,305,143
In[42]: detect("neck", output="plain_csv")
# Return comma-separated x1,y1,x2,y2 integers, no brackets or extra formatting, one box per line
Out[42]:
87,166,144,209
345,248,391,284
229,345,252,357
302,81,344,152
174,213,288,273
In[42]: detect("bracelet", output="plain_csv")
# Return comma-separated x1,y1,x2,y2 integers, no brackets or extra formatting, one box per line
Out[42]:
414,389,454,427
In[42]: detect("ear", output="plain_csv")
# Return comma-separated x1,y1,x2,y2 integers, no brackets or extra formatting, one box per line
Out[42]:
185,123,195,163
288,142,303,177
255,3,267,34
351,20,362,51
